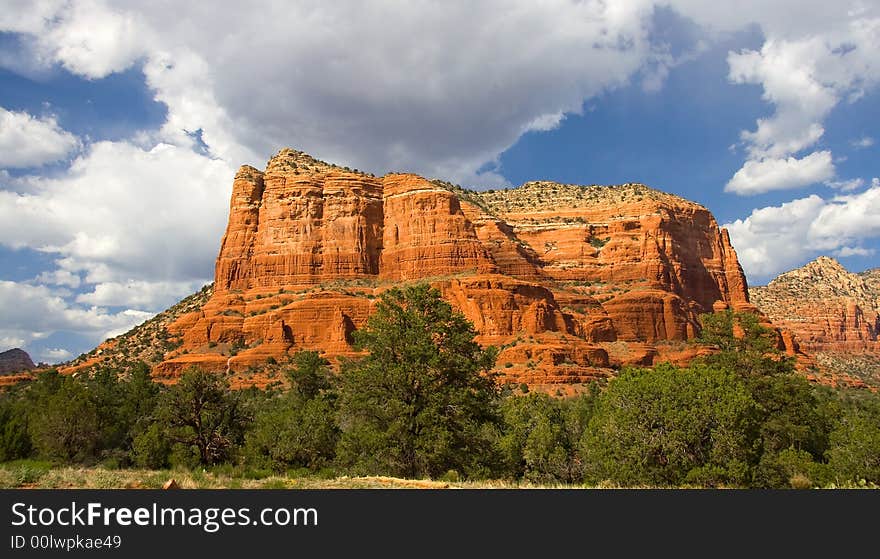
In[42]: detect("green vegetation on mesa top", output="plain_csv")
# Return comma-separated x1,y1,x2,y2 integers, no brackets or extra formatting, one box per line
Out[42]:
431,178,696,222
1,287,879,489
265,148,376,177
476,181,689,215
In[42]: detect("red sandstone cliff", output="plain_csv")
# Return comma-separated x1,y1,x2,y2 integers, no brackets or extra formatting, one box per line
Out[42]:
150,148,754,388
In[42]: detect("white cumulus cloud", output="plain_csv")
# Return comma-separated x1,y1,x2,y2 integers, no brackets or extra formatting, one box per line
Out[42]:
37,0,149,79
0,141,234,292
834,246,874,258
0,335,27,351
716,4,880,195
725,151,834,194
41,347,73,362
0,280,153,351
0,107,79,168
76,279,206,308
825,178,865,192
1,0,665,186
726,181,880,279
851,136,875,149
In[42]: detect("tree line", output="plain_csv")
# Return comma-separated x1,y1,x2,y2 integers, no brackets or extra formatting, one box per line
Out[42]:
1,285,878,488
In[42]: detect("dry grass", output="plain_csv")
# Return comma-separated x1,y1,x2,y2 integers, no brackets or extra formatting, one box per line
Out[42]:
3,462,873,490
0,463,608,490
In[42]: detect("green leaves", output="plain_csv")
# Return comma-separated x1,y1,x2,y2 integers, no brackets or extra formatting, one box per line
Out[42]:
156,367,249,466
825,402,880,485
498,392,592,484
284,351,332,400
244,394,338,472
29,376,101,462
337,284,500,479
582,364,760,487
246,351,338,472
697,310,794,377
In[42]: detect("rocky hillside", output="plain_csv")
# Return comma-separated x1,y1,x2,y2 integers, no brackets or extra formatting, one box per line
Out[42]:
750,257,880,352
750,257,880,388
863,267,880,292
0,348,35,375
59,284,213,377
129,147,765,389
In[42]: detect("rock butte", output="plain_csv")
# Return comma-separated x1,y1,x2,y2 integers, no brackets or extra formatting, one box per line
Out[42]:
0,348,35,376
113,147,803,390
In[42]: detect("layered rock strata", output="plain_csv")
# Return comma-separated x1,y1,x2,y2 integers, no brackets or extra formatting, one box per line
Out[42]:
750,257,880,388
750,257,880,353
151,148,756,388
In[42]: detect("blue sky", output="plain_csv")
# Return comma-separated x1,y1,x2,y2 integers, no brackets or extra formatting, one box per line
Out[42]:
0,1,878,363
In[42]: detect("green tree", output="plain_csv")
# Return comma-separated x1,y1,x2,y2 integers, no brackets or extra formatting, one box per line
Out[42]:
83,368,128,456
825,403,880,484
285,351,332,399
29,376,100,462
245,395,338,472
122,362,165,468
563,384,601,478
499,393,579,483
156,367,249,466
119,362,161,429
131,423,171,469
697,310,832,487
245,351,339,472
749,373,830,487
336,283,500,479
697,310,792,377
0,393,31,461
582,364,759,487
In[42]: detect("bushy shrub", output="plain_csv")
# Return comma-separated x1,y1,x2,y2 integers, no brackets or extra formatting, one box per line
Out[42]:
825,404,880,485
498,393,587,484
131,423,171,469
245,394,338,472
582,364,759,487
0,396,31,461
29,377,101,463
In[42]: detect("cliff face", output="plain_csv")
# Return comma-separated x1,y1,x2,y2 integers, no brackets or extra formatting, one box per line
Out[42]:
0,348,34,375
151,148,752,388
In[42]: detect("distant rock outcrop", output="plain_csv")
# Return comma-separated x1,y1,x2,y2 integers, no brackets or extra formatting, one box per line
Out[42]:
0,348,35,375
750,257,880,353
750,257,880,388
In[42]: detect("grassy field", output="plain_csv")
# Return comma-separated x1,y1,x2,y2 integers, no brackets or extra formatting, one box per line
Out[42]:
2,461,875,489
0,461,593,489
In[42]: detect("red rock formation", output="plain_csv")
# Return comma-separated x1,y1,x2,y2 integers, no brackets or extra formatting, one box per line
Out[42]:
154,149,754,386
380,175,496,281
750,257,880,388
750,257,880,353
